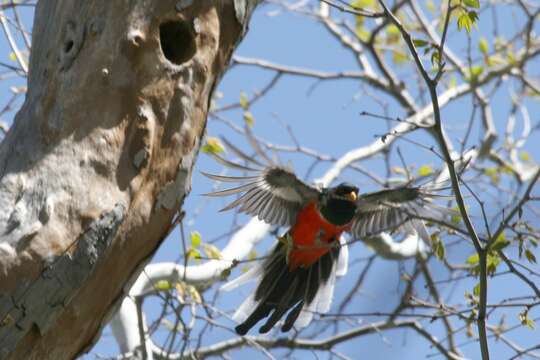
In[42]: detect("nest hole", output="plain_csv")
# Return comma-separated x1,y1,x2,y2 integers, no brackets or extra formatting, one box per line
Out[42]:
159,21,196,65
64,40,74,53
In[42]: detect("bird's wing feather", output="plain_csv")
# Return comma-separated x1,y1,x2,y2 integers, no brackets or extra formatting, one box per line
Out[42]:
203,165,320,227
232,292,258,323
220,260,265,292
350,187,450,242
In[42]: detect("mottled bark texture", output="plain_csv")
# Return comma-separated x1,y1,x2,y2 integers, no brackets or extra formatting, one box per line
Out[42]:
0,1,257,359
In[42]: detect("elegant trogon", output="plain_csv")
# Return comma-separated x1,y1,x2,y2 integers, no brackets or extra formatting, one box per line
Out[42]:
204,141,445,335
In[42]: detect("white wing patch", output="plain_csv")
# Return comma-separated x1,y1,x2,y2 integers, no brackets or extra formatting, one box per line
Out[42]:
335,234,349,277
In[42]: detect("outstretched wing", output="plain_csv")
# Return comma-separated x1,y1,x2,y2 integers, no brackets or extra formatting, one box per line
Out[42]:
349,187,448,241
203,152,320,227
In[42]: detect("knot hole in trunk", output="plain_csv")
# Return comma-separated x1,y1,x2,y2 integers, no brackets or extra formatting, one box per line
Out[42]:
159,20,196,65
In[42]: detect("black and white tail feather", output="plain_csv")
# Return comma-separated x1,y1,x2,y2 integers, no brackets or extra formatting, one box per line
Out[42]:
221,235,348,334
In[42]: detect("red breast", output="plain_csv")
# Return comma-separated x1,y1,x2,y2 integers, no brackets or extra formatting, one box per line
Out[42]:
287,202,350,270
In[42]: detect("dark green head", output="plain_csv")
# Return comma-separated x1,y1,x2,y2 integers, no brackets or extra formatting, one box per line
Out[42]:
319,182,359,226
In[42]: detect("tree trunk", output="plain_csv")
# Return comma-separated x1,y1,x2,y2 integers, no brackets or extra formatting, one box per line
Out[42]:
0,1,258,359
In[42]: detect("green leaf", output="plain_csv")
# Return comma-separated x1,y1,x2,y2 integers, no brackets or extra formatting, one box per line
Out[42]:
451,205,462,224
486,253,501,275
465,65,484,82
355,23,371,41
243,111,255,128
457,10,478,33
490,232,510,252
519,310,536,330
8,52,16,62
239,91,249,109
520,151,531,162
202,243,223,260
412,39,430,48
190,231,202,248
418,164,433,177
484,167,500,184
430,231,439,245
154,280,172,291
478,37,489,55
436,239,446,260
386,24,400,43
351,0,375,8
386,24,400,36
507,50,517,65
467,253,479,265
525,249,537,264
201,137,225,155
457,13,471,32
468,10,479,23
486,54,506,66
470,65,484,77
484,167,497,176
473,282,480,296
463,0,480,9
431,51,441,67
500,165,514,174
392,51,409,64
186,247,201,260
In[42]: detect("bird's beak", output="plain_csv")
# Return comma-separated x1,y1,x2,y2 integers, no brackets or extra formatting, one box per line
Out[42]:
345,191,357,202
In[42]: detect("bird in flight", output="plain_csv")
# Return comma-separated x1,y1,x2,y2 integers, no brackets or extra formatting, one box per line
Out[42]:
203,138,447,335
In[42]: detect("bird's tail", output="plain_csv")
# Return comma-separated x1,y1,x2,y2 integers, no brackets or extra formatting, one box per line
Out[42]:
221,240,341,335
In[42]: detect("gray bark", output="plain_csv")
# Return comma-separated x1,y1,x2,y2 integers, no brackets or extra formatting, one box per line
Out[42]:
0,1,258,359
